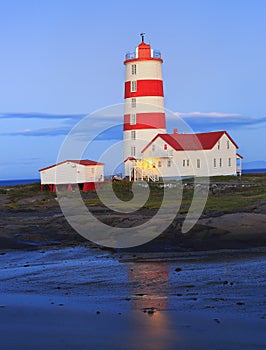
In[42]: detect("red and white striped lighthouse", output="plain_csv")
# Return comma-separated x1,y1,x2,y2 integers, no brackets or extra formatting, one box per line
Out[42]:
123,34,166,176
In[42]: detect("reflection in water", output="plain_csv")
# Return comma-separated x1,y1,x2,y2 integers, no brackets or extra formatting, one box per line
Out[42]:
126,262,183,349
128,262,169,310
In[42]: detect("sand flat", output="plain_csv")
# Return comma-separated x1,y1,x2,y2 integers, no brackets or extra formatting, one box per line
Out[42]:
0,247,265,349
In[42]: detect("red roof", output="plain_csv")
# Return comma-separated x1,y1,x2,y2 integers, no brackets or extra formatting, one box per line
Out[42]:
123,157,136,163
142,131,238,153
39,159,104,172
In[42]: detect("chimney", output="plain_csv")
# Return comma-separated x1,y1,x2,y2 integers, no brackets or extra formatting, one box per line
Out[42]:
173,128,178,134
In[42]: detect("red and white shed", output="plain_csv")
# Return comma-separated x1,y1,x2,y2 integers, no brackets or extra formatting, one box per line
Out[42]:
39,159,104,192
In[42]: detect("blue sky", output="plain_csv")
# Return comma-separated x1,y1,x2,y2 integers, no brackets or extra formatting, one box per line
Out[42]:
1,0,266,179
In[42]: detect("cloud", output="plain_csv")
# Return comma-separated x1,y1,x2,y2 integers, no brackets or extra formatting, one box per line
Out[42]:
169,111,266,131
2,110,266,138
2,126,72,137
176,112,243,118
0,112,86,120
1,122,123,140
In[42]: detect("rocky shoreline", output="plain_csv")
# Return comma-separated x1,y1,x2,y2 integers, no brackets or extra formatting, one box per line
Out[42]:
1,186,266,252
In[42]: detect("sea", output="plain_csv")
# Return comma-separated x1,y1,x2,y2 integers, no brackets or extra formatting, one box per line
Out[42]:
0,179,40,187
0,169,265,187
242,168,266,174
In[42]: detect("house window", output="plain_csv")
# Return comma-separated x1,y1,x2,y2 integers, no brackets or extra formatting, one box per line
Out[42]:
169,149,173,156
152,144,155,151
197,159,201,168
131,98,136,108
218,141,220,150
167,160,171,167
131,130,136,140
130,113,136,125
131,64,136,75
158,161,162,167
228,158,231,166
164,144,167,150
219,158,222,167
187,159,189,166
214,158,217,168
131,146,136,157
227,140,230,149
131,80,136,92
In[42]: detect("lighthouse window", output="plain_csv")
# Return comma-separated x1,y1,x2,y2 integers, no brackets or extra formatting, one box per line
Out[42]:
131,146,136,157
131,64,137,75
131,98,136,108
130,113,136,125
131,81,136,92
131,130,136,140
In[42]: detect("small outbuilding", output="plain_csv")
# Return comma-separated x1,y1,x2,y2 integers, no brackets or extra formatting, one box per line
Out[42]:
39,159,104,192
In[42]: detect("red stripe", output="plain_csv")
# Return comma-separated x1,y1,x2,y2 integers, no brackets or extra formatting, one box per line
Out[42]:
124,113,166,131
124,57,163,64
124,80,164,99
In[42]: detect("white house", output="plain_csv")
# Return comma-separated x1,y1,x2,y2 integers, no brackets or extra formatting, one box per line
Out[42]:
39,159,104,192
125,130,242,181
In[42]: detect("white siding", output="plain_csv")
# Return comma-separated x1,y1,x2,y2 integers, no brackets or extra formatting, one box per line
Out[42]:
40,162,104,184
123,129,165,176
142,133,238,178
124,96,164,115
125,60,163,81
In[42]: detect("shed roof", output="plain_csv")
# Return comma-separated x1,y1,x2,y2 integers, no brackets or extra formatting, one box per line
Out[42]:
39,159,104,172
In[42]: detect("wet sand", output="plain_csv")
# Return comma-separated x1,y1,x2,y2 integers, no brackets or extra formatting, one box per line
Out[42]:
0,247,265,349
0,190,266,348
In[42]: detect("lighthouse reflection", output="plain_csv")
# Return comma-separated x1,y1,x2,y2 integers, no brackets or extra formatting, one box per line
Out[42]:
126,262,174,349
128,262,169,310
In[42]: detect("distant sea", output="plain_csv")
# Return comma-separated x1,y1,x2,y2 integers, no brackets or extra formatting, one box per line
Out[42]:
242,168,266,174
0,179,40,187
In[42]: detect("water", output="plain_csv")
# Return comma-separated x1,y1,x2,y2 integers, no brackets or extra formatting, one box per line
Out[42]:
0,247,265,350
0,179,40,187
242,168,266,174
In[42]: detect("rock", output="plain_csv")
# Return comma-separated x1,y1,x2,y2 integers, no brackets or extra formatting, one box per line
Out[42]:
214,318,221,324
175,267,182,272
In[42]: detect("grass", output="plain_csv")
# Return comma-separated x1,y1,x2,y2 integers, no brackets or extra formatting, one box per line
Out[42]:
5,182,55,203
2,174,266,213
205,191,266,211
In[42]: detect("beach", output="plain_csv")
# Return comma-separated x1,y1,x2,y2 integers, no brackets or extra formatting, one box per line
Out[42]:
0,182,266,349
0,247,266,350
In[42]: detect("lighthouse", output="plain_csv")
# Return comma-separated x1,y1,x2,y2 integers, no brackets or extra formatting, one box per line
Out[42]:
123,34,166,177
